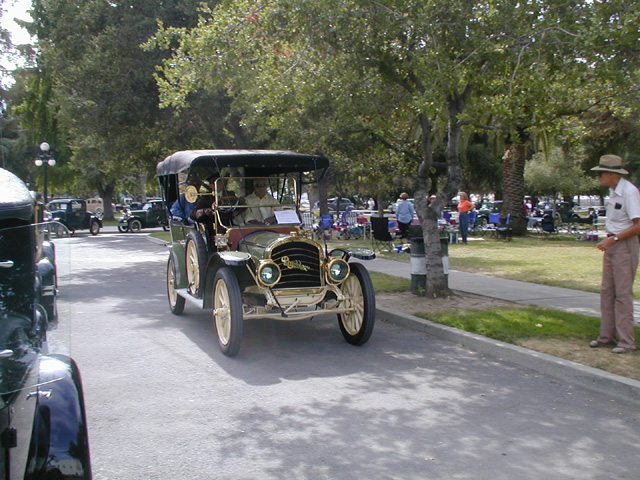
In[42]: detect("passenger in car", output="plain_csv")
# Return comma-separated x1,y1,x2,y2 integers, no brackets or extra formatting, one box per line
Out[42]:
245,180,280,225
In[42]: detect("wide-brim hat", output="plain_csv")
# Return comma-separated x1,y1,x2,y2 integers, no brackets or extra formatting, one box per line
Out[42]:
591,154,628,174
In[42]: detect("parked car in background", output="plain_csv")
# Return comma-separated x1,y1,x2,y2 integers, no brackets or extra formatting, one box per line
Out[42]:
85,196,104,216
477,200,503,223
47,198,102,235
0,168,92,479
314,197,356,212
158,150,376,357
118,199,169,232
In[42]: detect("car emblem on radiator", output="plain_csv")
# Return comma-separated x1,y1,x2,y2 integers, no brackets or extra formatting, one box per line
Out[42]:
281,256,310,271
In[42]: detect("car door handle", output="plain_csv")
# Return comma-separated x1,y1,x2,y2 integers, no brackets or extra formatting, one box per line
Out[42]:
0,349,13,358
0,260,14,269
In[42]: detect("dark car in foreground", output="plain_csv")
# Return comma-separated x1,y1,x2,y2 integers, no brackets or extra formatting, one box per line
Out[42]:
47,198,102,235
0,168,91,479
158,150,376,357
118,199,168,232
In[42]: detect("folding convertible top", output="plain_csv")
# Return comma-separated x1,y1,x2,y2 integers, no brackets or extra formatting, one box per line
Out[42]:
156,149,329,177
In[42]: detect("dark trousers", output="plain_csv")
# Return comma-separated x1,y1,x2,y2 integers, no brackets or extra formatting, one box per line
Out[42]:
398,221,411,239
459,211,469,243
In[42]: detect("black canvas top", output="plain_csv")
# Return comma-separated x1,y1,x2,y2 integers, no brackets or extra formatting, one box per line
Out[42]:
156,149,329,177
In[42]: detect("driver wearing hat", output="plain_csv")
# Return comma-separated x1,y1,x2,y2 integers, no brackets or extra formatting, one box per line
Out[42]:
590,154,640,353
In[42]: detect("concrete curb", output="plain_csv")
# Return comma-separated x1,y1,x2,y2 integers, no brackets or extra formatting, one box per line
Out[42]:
377,307,640,404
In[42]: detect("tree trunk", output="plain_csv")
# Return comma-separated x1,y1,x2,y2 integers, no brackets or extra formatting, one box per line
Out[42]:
97,183,116,221
502,132,530,236
414,88,466,297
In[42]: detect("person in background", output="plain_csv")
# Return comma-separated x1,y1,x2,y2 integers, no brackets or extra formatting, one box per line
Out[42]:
395,192,414,239
367,197,376,210
589,154,640,354
457,191,474,244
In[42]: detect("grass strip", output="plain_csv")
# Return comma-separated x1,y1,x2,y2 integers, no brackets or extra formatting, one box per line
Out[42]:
417,307,601,344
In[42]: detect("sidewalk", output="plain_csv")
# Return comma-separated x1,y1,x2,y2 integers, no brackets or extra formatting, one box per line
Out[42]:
367,257,640,403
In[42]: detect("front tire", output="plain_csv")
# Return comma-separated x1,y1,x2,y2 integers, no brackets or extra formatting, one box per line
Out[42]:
90,220,100,235
129,219,142,233
117,222,129,233
167,257,185,315
337,263,376,346
213,268,243,357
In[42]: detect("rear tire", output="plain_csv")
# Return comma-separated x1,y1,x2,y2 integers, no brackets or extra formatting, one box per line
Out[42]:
213,268,243,357
337,263,376,346
185,230,207,297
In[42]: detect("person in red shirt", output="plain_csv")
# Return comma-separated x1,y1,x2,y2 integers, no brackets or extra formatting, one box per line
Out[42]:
457,192,474,244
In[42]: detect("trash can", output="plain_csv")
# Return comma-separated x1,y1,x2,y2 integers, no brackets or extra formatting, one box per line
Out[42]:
410,236,449,294
440,236,449,285
410,237,427,294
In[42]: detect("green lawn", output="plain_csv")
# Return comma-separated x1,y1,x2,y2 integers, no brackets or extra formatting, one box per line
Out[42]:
332,234,628,297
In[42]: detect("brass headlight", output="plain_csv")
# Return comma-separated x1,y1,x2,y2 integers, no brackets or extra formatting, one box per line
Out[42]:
326,258,350,284
257,261,281,287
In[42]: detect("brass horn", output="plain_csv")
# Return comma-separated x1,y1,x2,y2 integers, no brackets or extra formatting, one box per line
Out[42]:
184,185,214,203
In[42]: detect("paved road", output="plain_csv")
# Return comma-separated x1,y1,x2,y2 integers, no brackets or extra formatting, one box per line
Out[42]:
52,232,640,479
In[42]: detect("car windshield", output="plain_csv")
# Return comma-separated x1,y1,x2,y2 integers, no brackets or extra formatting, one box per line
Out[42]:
48,202,66,212
0,221,71,395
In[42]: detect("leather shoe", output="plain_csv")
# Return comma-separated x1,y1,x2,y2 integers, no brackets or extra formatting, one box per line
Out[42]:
589,340,613,348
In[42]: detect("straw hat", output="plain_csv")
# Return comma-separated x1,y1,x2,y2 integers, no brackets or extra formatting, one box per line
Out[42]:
590,154,629,175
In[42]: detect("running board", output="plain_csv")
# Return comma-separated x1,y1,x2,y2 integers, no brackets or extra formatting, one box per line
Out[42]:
175,288,205,310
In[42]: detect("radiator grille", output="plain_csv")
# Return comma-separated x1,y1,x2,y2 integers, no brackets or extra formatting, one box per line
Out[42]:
270,241,322,289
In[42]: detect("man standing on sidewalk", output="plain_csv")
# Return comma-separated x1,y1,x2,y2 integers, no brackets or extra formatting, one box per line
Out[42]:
590,154,640,353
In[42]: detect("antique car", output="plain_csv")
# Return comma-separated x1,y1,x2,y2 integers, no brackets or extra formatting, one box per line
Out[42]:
47,198,102,235
117,199,169,233
157,150,376,357
0,168,91,479
85,197,104,216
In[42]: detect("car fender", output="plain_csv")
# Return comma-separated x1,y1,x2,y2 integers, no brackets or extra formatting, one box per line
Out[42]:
218,251,252,266
29,354,92,479
169,247,187,289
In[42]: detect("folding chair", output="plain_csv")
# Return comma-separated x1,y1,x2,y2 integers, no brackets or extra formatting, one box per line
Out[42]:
338,211,363,240
301,211,315,232
484,212,500,237
370,216,396,252
496,213,512,240
468,211,478,235
317,213,334,240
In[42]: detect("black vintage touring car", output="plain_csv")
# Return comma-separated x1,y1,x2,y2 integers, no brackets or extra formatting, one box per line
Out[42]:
0,168,91,479
157,150,376,356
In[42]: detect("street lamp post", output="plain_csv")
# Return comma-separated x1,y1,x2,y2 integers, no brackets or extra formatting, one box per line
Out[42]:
34,142,56,203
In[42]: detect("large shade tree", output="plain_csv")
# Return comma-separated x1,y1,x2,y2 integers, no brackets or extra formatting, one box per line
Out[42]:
152,0,621,295
23,0,219,217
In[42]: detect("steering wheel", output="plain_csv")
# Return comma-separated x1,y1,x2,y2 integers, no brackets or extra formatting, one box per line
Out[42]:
218,195,241,216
